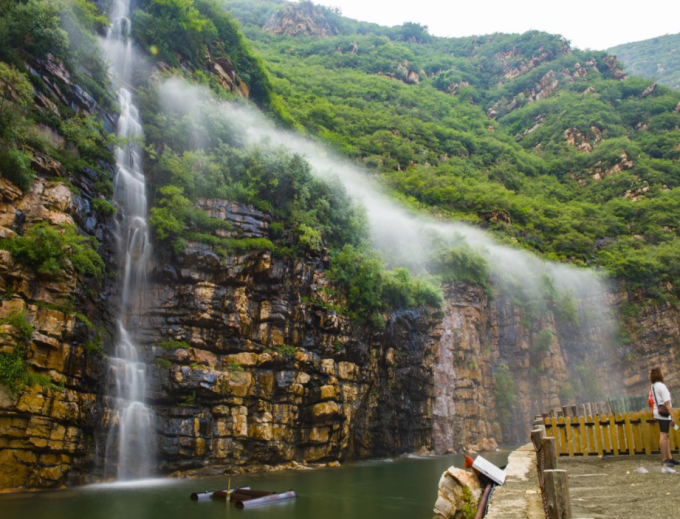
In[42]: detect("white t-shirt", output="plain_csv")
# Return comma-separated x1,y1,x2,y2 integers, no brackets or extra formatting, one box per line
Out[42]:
651,382,672,420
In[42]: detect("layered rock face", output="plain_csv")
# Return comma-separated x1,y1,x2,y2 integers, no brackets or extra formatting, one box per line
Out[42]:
433,284,623,452
104,201,439,476
0,174,114,490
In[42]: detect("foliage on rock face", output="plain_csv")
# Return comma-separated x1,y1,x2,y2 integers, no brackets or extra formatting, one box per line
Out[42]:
138,77,441,318
131,0,276,110
221,3,680,302
0,311,57,393
328,245,442,326
493,363,517,428
0,222,105,279
0,0,115,193
609,33,680,91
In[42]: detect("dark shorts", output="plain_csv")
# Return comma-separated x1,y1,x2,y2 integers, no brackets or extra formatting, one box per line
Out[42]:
659,419,671,434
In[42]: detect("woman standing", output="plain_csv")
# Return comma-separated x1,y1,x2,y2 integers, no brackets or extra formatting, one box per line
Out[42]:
650,367,678,468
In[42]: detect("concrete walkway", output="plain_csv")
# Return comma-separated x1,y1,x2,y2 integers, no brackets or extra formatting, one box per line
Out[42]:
486,444,544,519
487,444,677,519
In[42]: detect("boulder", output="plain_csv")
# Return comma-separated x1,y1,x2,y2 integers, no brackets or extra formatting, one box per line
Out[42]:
433,466,482,518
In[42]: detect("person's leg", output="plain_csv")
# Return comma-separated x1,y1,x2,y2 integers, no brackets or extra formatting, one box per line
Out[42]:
660,432,669,462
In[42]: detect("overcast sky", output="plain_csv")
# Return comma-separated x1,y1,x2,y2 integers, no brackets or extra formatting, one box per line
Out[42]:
311,0,680,50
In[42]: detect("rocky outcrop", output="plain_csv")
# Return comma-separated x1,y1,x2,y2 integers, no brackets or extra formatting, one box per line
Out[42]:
434,465,482,518
264,2,339,38
90,200,440,477
433,284,624,451
0,172,115,490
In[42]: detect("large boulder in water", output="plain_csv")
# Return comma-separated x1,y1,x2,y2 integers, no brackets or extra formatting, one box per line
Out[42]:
434,465,482,518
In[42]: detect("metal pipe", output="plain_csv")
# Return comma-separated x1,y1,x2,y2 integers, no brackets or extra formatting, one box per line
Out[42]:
474,484,493,519
235,490,297,509
229,489,274,500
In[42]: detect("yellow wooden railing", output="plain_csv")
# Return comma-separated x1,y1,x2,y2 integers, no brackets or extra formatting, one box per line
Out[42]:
544,410,680,456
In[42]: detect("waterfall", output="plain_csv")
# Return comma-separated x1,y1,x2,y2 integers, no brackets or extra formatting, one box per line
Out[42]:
104,0,155,479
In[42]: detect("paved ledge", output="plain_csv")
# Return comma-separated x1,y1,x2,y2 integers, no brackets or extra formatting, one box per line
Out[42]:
486,444,544,519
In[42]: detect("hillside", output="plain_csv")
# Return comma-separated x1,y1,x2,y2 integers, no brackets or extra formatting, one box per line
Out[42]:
609,33,680,90
225,0,680,303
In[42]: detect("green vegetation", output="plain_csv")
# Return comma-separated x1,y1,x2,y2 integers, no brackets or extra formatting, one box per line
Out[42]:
226,358,244,372
74,313,108,356
609,33,680,91
276,344,297,358
458,486,478,519
219,2,680,304
534,329,554,353
328,245,442,327
576,363,603,400
154,358,173,369
91,198,117,217
0,311,58,392
155,340,191,350
131,0,278,110
0,0,116,193
0,222,105,279
493,363,517,428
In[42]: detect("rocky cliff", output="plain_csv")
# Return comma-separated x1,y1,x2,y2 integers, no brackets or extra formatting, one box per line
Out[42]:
3,175,680,489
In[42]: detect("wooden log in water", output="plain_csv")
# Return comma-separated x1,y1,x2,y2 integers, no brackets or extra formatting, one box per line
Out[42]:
543,470,572,519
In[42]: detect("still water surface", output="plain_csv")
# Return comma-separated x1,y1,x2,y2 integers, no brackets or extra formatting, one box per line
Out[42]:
0,452,509,519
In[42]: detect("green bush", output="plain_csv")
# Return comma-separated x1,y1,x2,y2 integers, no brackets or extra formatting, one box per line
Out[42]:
534,330,554,353
493,363,517,428
154,358,172,369
1,311,34,343
0,346,31,393
329,245,443,325
92,198,117,217
276,344,297,358
1,222,105,279
0,312,60,393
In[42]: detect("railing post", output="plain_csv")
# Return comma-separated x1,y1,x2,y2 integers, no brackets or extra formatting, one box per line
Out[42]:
531,427,546,451
542,436,558,470
543,469,572,519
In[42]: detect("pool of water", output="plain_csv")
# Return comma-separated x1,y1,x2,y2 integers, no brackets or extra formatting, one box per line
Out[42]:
0,452,510,519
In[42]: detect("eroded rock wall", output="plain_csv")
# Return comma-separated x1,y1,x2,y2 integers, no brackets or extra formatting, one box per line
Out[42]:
433,284,625,453
98,201,440,477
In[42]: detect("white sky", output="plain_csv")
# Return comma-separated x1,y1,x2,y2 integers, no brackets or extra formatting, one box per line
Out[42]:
310,0,680,50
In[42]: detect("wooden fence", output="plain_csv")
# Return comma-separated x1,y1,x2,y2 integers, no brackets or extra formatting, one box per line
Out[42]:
543,409,680,457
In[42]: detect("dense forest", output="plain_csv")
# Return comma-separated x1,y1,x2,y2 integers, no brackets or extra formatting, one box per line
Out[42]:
219,0,680,304
610,33,680,91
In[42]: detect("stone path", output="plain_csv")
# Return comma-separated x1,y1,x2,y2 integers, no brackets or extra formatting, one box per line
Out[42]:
487,444,679,519
486,444,544,519
562,454,680,518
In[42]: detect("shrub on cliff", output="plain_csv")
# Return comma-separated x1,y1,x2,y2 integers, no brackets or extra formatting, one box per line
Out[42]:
493,363,517,429
1,222,105,279
329,245,443,326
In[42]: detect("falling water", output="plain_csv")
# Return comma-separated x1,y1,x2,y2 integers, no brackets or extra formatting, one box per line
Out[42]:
103,0,155,479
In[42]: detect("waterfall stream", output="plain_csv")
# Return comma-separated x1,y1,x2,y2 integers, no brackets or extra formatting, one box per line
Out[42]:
104,0,155,479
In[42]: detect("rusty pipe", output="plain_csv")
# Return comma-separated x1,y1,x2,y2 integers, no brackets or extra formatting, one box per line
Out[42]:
474,484,493,519
235,490,297,508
